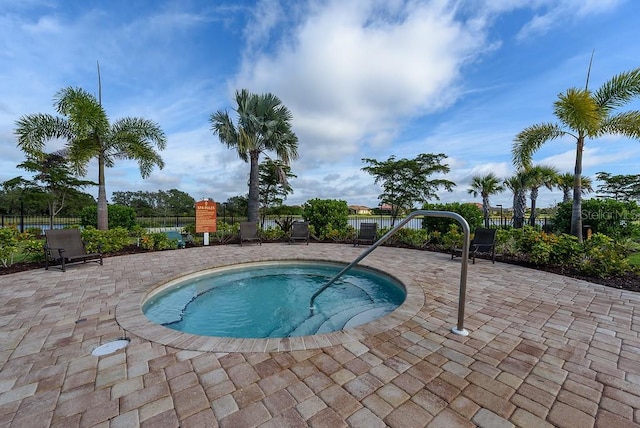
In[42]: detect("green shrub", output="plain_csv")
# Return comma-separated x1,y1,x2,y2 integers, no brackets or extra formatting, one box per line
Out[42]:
553,199,640,240
580,233,630,277
262,226,285,241
80,204,137,230
391,228,429,247
81,227,130,253
139,232,181,250
441,224,464,250
548,233,581,268
24,227,43,238
495,229,519,257
0,227,19,267
19,238,46,262
422,202,483,235
302,199,349,239
324,224,354,241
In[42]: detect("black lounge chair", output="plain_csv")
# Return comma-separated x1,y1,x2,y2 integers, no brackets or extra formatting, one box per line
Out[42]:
289,221,310,245
44,228,103,272
239,222,262,246
354,222,377,247
451,227,497,264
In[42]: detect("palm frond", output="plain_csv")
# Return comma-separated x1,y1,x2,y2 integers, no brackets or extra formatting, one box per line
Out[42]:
598,111,640,139
553,88,601,135
512,122,565,169
594,67,640,112
14,114,71,156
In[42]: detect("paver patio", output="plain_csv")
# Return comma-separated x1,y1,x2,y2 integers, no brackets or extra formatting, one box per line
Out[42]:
0,243,639,427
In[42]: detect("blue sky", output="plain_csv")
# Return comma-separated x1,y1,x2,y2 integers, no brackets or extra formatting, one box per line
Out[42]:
1,0,639,210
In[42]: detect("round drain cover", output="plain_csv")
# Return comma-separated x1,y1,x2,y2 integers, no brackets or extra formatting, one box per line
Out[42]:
92,338,130,356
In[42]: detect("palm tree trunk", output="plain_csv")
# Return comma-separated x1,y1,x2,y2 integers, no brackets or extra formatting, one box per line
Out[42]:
529,187,538,226
571,137,584,242
97,152,108,230
513,189,526,228
482,196,490,228
247,151,260,223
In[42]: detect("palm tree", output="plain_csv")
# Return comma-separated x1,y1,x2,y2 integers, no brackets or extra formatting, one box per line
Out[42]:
512,63,640,241
523,165,559,226
504,172,529,229
15,87,167,230
211,89,298,223
467,173,504,228
557,173,593,203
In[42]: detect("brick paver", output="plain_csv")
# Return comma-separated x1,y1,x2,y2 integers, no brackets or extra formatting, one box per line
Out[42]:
1,243,639,426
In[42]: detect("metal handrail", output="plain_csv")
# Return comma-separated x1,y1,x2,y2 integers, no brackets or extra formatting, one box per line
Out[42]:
309,210,471,336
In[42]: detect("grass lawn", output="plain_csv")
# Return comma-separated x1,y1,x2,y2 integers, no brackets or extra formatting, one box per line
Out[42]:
628,251,640,267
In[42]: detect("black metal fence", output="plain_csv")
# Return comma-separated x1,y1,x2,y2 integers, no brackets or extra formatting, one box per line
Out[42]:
1,213,552,234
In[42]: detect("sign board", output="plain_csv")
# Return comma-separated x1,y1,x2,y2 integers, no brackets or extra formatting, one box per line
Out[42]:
195,200,217,233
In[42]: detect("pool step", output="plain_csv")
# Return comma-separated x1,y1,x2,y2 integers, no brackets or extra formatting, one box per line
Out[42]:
317,303,396,333
289,301,396,336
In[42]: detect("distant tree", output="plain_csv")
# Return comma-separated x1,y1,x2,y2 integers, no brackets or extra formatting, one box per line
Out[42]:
512,61,640,241
467,173,504,228
4,151,94,227
258,159,295,227
211,89,298,223
523,165,559,226
361,153,456,226
15,86,167,230
158,189,196,216
504,172,529,229
557,173,593,204
223,195,249,219
111,191,156,216
111,189,195,216
60,190,96,216
0,178,39,215
595,172,640,201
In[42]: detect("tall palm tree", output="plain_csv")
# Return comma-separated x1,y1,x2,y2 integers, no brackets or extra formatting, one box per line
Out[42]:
557,173,593,203
467,173,504,228
524,165,559,226
211,89,298,223
512,63,640,241
504,172,529,229
15,87,167,230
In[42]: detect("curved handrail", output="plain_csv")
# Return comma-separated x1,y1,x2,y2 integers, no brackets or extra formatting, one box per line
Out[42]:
309,210,471,336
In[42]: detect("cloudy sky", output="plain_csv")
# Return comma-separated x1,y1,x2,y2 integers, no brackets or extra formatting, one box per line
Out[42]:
1,0,639,209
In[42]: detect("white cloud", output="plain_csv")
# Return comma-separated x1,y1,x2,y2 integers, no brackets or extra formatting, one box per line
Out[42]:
235,0,488,164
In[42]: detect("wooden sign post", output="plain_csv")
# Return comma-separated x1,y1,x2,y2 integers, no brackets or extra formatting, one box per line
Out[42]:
195,200,217,245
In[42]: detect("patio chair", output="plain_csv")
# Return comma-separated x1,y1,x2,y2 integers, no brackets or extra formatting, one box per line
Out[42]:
354,222,377,247
239,222,262,246
289,221,310,245
451,227,497,264
44,228,103,272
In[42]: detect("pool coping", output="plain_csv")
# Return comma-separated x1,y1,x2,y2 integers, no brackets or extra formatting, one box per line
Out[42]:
116,257,425,353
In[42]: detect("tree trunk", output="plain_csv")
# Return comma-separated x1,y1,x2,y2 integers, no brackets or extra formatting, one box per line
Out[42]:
247,151,260,223
97,152,108,230
571,137,584,242
482,196,490,228
513,188,526,228
529,187,538,226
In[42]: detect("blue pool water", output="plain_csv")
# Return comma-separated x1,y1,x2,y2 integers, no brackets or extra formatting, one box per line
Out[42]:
143,262,406,338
